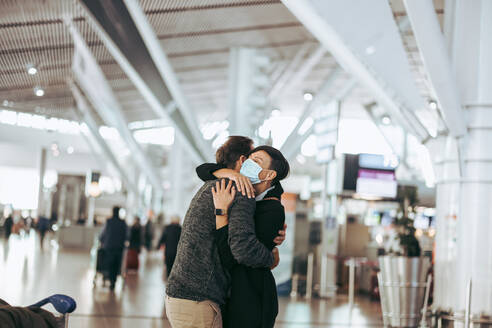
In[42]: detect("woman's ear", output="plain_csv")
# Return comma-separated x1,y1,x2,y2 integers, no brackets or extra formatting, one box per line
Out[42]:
239,155,247,164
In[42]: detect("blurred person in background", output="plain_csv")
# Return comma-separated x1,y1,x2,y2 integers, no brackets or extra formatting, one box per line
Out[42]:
126,216,142,271
128,217,143,251
144,210,155,251
36,215,50,250
157,215,182,277
99,206,127,290
3,213,13,240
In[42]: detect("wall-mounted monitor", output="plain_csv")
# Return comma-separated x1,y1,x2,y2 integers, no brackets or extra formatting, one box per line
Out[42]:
343,153,398,199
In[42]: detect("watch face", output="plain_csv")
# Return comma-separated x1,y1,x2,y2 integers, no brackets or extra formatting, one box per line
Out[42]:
215,209,224,216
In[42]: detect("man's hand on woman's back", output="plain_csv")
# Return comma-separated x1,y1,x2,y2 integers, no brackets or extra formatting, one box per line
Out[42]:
273,223,287,246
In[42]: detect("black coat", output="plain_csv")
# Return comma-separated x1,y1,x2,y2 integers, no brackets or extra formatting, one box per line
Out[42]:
158,223,182,257
128,224,142,250
196,163,285,328
99,217,127,250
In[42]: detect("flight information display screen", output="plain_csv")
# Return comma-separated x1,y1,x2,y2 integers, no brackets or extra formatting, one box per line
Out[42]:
343,153,398,199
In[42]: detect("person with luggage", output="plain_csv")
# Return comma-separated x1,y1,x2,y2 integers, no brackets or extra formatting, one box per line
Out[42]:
144,210,155,251
126,216,142,271
99,206,127,290
157,216,182,277
36,216,51,250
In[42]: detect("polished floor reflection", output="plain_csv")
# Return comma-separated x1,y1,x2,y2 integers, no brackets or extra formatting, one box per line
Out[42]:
0,232,383,327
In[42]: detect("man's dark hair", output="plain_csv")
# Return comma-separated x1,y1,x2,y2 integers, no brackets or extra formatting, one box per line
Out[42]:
216,136,254,168
112,206,121,219
249,145,290,184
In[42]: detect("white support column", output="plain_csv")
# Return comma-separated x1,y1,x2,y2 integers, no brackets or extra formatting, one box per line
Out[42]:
403,0,466,137
228,47,269,137
432,0,492,316
37,147,47,217
170,136,185,219
427,136,460,311
87,196,96,227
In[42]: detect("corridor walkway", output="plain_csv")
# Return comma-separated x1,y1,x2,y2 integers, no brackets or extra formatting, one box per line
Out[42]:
0,232,383,327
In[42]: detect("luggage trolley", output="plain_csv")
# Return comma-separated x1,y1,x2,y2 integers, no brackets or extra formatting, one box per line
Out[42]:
29,294,77,327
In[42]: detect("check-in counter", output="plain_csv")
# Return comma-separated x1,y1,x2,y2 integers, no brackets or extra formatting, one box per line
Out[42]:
58,225,103,250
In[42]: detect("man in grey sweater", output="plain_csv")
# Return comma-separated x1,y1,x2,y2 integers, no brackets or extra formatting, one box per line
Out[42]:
165,136,279,328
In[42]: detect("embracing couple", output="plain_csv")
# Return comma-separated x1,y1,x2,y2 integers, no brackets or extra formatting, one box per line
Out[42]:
165,136,290,328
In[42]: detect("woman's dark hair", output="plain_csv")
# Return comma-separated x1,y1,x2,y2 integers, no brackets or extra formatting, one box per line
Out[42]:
216,136,254,168
249,145,290,184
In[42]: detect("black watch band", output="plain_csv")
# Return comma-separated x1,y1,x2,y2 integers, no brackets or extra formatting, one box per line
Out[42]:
215,208,226,216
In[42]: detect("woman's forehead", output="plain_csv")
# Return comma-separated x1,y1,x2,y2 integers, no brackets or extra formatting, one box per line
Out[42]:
249,150,271,162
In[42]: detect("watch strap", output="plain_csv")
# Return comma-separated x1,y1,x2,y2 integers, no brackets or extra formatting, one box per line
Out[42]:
215,208,227,216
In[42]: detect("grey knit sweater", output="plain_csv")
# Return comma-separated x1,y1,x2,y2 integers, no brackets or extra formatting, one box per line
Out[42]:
166,180,274,305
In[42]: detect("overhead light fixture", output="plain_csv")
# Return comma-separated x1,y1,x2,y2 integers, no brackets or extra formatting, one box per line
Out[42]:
428,100,438,110
88,182,102,198
34,86,45,97
365,46,376,55
303,92,313,102
381,115,391,125
2,100,8,107
67,146,74,154
271,109,281,117
27,64,38,75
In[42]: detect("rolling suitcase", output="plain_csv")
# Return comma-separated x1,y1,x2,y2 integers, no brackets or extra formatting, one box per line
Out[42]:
96,248,106,273
126,248,139,270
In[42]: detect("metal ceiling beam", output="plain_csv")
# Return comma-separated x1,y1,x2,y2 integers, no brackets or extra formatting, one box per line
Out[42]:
268,42,312,100
280,67,342,155
276,45,327,99
67,21,165,194
77,0,210,164
281,73,357,160
281,0,428,142
362,102,413,174
403,0,467,138
69,80,140,197
123,0,213,161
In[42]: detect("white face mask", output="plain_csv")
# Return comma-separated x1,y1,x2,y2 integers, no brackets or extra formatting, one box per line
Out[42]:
240,159,263,185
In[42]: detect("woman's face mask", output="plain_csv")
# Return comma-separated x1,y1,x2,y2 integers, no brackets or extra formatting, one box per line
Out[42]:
240,159,263,185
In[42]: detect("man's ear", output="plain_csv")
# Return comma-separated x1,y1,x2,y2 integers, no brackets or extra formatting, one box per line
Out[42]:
234,155,248,171
264,169,277,181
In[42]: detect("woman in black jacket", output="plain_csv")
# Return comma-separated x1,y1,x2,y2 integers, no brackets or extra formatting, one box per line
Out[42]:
196,145,289,328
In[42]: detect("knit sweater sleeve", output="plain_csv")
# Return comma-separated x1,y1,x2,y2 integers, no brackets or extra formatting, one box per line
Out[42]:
227,192,274,268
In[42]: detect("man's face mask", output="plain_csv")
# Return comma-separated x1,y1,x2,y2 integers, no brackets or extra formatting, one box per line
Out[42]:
240,159,263,185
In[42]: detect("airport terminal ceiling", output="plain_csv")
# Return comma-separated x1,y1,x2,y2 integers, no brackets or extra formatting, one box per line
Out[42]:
0,0,448,188
0,0,443,123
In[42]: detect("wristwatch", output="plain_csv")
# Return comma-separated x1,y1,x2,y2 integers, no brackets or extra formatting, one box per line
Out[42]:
215,208,227,216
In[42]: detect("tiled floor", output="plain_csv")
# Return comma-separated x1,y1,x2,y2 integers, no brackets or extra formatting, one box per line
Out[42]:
0,232,383,327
